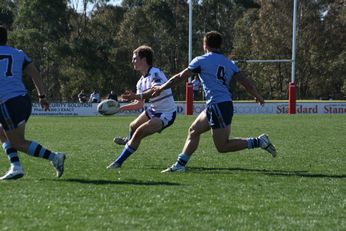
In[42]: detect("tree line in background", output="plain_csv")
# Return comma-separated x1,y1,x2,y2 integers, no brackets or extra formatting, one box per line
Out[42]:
1,0,345,101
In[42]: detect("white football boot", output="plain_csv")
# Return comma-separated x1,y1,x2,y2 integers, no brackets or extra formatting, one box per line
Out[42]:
161,164,185,173
258,134,277,157
107,161,121,169
51,152,66,177
0,165,24,180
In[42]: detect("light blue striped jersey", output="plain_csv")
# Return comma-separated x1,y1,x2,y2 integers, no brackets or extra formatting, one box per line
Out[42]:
0,45,32,102
188,51,240,105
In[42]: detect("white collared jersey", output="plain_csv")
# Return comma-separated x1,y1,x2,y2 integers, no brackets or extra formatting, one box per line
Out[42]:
136,67,176,113
0,45,32,102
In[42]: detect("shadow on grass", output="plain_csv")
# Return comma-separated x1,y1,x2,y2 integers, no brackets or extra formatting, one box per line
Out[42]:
187,167,346,179
60,178,182,186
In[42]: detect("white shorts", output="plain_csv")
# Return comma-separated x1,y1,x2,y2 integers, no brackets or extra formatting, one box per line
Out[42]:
145,108,176,131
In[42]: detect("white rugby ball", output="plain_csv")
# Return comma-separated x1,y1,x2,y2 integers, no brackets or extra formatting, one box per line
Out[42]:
97,99,120,115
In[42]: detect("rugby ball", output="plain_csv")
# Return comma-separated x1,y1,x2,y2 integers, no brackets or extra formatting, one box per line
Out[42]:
97,99,120,115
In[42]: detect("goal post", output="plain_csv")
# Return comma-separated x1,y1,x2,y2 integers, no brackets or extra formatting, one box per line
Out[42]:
186,0,298,115
289,0,298,114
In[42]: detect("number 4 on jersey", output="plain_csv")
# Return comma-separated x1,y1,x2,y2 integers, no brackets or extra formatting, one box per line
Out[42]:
217,65,226,85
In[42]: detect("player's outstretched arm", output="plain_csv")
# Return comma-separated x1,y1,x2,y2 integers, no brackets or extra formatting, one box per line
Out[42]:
152,68,193,96
233,71,264,105
117,90,144,111
118,99,144,111
117,87,154,112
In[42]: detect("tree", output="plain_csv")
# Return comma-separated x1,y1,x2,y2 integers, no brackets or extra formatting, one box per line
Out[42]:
3,0,343,101
12,0,70,100
62,4,130,100
117,0,190,100
309,0,346,99
0,0,16,28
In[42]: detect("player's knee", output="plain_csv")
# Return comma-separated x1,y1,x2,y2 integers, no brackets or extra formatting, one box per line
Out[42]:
131,128,147,141
10,141,26,152
131,131,141,141
129,122,136,131
215,143,228,153
0,133,6,141
188,125,199,138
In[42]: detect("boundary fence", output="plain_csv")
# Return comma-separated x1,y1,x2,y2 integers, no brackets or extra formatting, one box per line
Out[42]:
32,101,346,116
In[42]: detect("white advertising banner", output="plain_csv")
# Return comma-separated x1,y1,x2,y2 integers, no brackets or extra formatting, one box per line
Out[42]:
166,102,346,115
32,102,98,116
32,101,346,116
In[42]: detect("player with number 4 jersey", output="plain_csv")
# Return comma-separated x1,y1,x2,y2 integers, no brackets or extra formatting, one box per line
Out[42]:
152,31,277,173
188,50,239,105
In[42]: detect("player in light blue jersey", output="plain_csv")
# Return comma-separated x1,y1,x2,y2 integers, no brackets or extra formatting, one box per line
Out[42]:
0,26,65,180
107,45,176,170
153,31,277,173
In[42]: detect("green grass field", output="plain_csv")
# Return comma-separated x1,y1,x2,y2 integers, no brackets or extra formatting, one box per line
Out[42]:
0,115,345,231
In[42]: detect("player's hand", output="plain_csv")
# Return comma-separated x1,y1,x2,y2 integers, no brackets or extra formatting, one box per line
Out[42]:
151,86,162,97
39,98,50,111
255,96,265,106
121,90,135,100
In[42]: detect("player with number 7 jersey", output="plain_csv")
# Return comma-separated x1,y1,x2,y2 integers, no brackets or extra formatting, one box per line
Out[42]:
0,45,31,102
0,26,66,180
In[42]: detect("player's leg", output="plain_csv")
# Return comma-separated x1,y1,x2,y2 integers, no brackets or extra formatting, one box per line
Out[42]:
1,95,66,178
212,128,277,156
5,123,66,177
109,111,153,168
162,110,210,173
113,111,149,145
0,124,21,167
206,101,248,152
181,111,210,156
128,117,163,149
249,134,277,157
211,126,248,152
0,125,24,180
209,101,247,152
108,110,175,169
210,101,276,156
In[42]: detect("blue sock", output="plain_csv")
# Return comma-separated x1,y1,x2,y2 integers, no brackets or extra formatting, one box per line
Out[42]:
175,153,190,167
2,142,21,167
247,137,261,149
115,143,136,166
27,141,55,160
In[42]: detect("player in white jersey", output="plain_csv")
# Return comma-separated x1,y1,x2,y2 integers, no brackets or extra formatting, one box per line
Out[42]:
107,45,176,169
0,26,65,180
152,31,277,173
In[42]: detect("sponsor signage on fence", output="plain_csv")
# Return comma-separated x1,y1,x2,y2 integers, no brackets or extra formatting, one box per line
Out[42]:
32,101,346,116
32,102,98,116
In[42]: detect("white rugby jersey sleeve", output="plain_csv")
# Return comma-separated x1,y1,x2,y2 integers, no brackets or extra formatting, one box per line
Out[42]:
151,71,165,87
